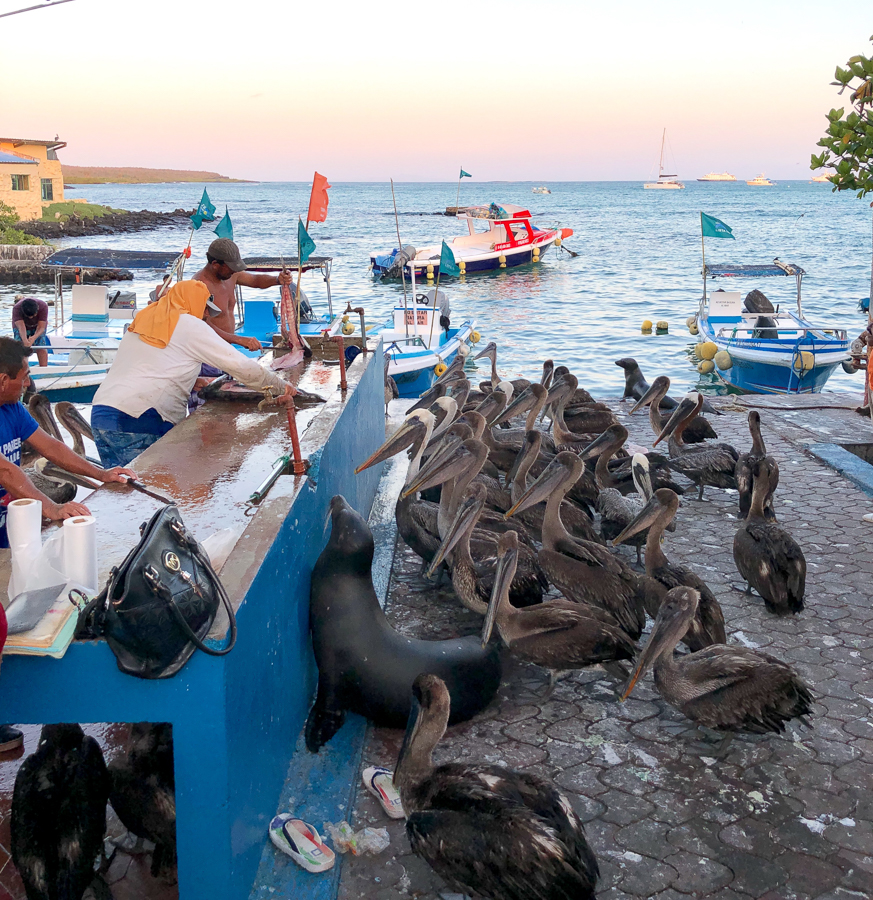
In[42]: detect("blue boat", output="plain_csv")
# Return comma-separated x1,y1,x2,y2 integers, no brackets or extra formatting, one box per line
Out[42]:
695,260,850,394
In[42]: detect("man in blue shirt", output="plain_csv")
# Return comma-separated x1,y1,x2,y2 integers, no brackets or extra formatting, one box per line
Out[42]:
0,337,135,752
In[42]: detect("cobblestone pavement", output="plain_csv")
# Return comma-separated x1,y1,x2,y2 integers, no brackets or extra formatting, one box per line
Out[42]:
337,399,873,900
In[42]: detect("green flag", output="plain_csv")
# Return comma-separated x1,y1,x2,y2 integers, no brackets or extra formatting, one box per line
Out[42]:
298,219,316,263
190,189,216,229
213,206,233,241
700,211,735,239
460,168,471,179
440,241,461,277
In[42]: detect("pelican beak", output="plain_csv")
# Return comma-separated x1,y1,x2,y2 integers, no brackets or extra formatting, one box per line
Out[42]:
473,342,496,362
481,547,517,648
506,431,541,484
424,493,483,578
505,455,571,518
56,402,94,440
610,494,660,547
578,428,615,461
629,378,665,415
492,385,535,426
620,602,689,700
653,397,694,447
402,440,480,498
355,417,425,474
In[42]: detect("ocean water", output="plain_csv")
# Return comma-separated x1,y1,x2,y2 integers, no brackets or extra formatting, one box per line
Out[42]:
4,180,871,397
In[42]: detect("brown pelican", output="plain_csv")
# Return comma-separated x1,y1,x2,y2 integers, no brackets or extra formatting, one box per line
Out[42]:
630,375,717,443
482,530,636,693
733,458,805,614
540,358,555,390
735,410,775,520
473,341,532,395
408,359,466,412
621,586,813,756
425,485,547,610
395,673,599,900
25,396,89,503
551,375,616,446
655,394,738,500
384,355,399,413
473,380,513,426
506,452,647,639
611,488,726,651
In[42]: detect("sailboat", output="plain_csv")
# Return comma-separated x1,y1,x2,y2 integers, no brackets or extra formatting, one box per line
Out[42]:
644,129,685,189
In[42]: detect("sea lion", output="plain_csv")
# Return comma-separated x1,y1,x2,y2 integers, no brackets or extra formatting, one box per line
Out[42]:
305,495,501,752
615,358,720,416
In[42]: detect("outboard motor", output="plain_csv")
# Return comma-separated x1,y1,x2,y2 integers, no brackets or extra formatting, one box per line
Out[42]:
384,245,417,280
744,289,778,339
423,288,451,334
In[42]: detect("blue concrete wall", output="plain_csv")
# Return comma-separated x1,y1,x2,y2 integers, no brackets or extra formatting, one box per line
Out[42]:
0,347,385,900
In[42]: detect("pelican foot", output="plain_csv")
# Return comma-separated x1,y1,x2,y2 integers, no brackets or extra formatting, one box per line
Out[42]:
729,581,754,594
687,731,734,758
541,669,573,698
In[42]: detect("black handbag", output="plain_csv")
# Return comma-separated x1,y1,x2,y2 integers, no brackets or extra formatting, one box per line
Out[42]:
77,505,237,679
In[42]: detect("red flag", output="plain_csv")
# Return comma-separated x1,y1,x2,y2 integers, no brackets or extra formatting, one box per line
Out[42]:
307,172,331,223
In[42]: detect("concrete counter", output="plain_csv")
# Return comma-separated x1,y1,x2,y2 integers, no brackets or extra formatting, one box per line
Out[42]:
0,344,385,900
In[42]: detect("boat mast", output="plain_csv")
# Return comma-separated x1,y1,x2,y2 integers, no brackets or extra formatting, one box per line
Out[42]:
659,128,666,179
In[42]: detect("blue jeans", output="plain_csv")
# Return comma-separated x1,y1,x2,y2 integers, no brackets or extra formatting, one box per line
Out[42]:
91,405,174,468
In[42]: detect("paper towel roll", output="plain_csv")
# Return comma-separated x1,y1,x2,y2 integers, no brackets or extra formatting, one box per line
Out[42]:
8,498,43,601
62,515,98,593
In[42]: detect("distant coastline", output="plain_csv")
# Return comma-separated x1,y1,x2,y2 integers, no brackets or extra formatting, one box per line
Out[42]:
63,166,255,185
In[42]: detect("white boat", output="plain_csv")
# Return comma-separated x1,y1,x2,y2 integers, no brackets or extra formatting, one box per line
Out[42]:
810,172,833,183
531,186,551,194
697,172,737,182
644,129,685,189
746,174,775,186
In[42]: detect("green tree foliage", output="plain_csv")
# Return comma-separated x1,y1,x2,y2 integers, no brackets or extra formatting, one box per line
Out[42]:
0,201,43,245
811,36,873,196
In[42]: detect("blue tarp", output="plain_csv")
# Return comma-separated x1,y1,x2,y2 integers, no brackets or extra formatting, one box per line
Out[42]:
705,263,805,278
43,248,182,269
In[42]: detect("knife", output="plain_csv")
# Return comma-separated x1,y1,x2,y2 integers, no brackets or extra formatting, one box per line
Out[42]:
124,477,176,505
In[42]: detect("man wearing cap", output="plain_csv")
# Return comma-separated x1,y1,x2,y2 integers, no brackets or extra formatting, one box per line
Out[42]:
193,238,293,353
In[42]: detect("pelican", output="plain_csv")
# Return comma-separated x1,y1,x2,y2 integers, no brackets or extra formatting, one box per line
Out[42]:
473,341,532,395
733,457,805,614
506,452,647,639
425,485,547,610
384,355,399,413
621,587,813,756
611,488,726,651
473,380,514,426
482,530,636,693
25,396,90,503
630,375,718,443
551,375,616,446
655,394,738,500
395,673,599,900
735,410,775,520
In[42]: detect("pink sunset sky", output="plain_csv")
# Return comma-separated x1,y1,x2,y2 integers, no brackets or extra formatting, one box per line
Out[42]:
0,0,866,182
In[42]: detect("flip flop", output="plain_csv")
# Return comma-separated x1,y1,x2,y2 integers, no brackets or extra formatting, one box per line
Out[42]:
268,814,335,873
362,766,405,819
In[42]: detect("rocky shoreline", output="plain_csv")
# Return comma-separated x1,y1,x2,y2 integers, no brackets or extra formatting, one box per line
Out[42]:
17,207,195,240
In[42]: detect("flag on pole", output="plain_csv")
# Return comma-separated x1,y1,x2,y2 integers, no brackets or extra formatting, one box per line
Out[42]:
213,206,233,241
439,241,461,278
460,168,471,179
298,219,316,263
307,172,332,223
190,189,216,229
700,212,735,239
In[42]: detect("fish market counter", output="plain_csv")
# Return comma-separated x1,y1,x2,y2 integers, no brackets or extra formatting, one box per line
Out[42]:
0,346,385,900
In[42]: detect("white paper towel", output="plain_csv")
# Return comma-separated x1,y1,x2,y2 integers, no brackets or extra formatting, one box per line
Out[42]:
62,515,98,593
8,498,43,601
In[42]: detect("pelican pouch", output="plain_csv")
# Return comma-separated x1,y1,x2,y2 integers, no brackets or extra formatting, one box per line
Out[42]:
77,505,237,679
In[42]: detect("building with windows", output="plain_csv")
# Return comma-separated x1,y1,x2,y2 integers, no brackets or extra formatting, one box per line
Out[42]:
0,136,66,221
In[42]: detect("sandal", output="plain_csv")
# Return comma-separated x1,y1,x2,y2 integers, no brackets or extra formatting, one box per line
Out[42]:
268,814,336,873
362,766,405,819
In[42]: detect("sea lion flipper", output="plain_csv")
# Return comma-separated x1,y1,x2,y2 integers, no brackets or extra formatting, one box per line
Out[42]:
305,680,346,753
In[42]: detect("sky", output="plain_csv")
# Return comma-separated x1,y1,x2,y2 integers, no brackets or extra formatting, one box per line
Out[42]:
0,0,868,181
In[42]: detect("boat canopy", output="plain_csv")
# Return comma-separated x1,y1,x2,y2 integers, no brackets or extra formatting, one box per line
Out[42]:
705,262,805,278
43,248,183,269
243,256,332,273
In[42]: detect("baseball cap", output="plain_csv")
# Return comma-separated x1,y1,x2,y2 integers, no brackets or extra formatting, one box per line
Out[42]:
207,238,247,273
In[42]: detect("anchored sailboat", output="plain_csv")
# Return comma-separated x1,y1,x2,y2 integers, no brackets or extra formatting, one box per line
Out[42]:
644,129,685,189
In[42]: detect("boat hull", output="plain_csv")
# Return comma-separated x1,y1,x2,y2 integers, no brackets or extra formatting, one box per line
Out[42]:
370,240,555,279
382,320,476,398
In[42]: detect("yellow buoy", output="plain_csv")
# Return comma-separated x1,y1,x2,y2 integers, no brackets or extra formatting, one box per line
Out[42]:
689,322,699,336
641,319,653,334
434,362,447,377
426,264,434,274
714,350,733,370
555,237,562,247
341,321,355,336
698,359,715,374
470,330,481,344
695,341,718,361
793,350,815,372
656,320,669,334
458,260,466,271
686,316,697,329
498,254,506,268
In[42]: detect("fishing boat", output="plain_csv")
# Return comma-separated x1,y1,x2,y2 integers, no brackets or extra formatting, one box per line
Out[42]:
746,174,775,186
532,186,551,194
370,203,572,278
698,172,737,182
644,129,685,189
695,260,850,394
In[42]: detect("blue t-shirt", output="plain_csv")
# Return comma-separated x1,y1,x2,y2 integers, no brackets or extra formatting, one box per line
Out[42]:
0,401,40,548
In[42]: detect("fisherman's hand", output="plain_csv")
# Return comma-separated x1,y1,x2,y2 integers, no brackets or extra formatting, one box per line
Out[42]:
44,500,92,521
278,271,293,287
99,466,137,484
274,384,298,407
193,377,213,391
238,335,263,352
